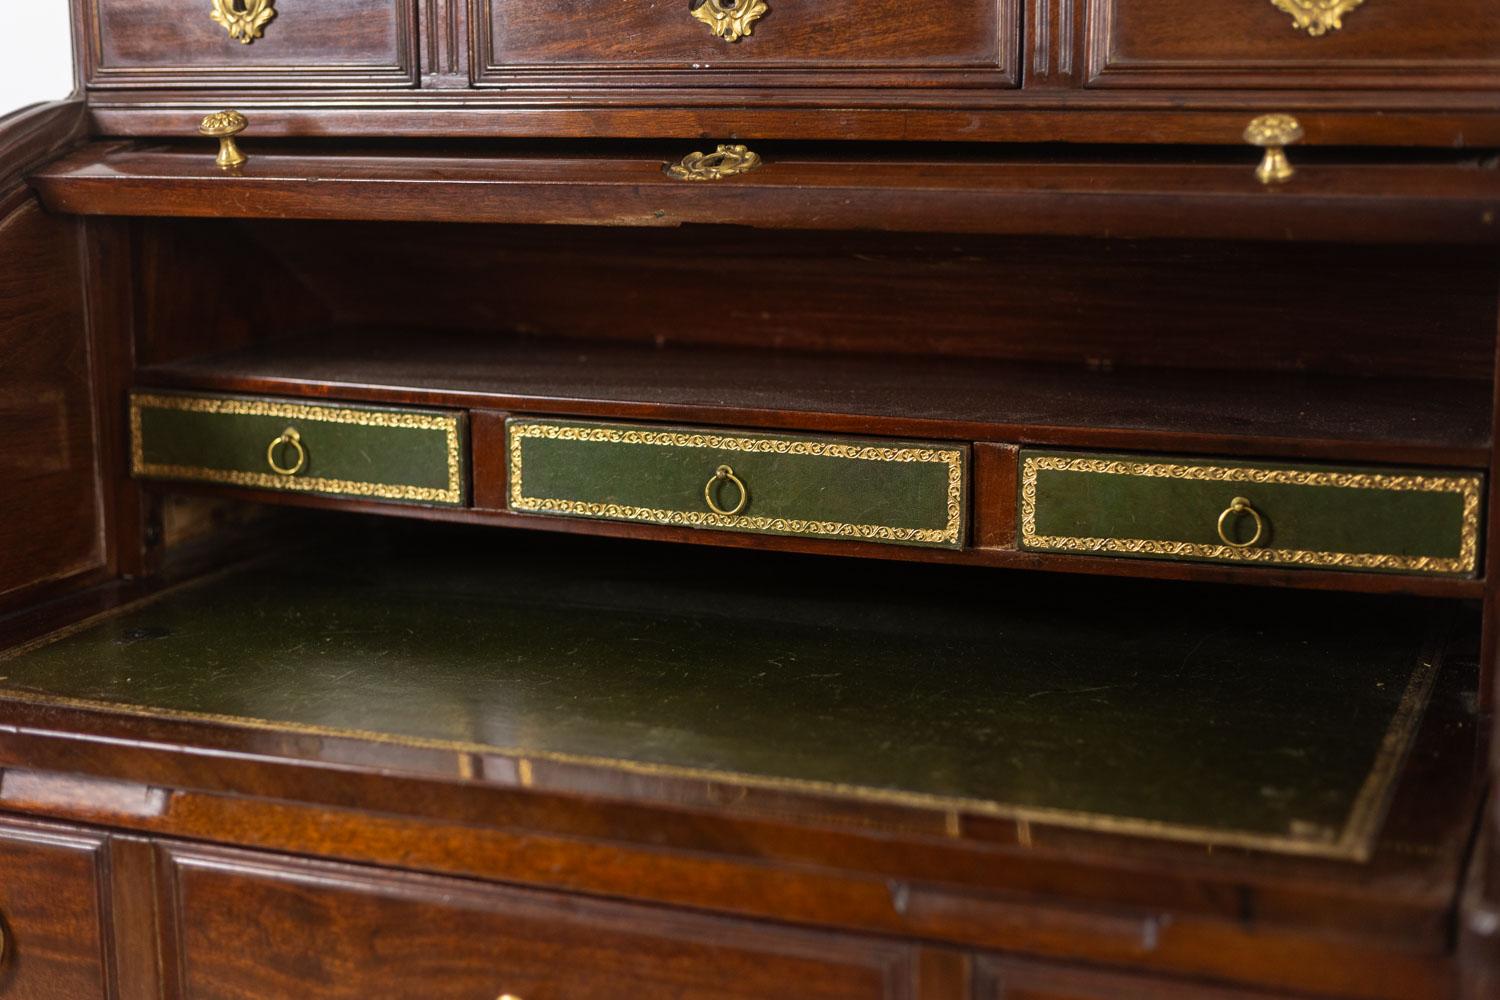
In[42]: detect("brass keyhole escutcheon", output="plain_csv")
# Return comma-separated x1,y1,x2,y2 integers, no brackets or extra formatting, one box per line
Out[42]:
1217,496,1265,549
690,0,768,42
705,464,749,516
211,0,276,43
667,144,762,182
266,427,307,477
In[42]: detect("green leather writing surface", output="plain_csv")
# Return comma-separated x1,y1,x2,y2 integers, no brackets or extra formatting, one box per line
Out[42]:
131,391,467,507
508,418,967,548
0,527,1460,860
1020,449,1483,576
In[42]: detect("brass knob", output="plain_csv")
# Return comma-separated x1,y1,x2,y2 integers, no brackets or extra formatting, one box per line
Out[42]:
1243,114,1302,185
1217,497,1265,549
266,427,306,477
704,464,749,516
199,110,248,170
667,144,762,182
690,0,768,42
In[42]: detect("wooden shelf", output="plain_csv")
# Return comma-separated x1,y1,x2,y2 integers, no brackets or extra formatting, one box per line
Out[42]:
141,330,1493,469
31,141,1500,243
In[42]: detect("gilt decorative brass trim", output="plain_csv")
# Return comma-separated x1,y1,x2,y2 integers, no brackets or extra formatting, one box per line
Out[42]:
1269,0,1366,36
130,393,464,506
509,421,965,547
210,0,277,44
667,144,762,182
1020,455,1483,575
690,0,768,42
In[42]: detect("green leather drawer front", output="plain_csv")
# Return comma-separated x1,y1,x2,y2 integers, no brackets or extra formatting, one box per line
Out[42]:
508,419,967,549
131,392,466,507
1020,450,1483,576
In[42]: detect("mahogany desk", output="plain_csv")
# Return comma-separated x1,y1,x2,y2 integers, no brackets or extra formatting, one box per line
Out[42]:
1,1,1499,997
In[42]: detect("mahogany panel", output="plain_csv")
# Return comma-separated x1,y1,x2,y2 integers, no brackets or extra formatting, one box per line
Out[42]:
0,816,109,1000
164,843,915,999
83,0,418,88
0,196,103,605
230,221,1497,381
1086,0,1500,89
29,143,1500,245
82,99,1500,149
476,0,1016,89
974,956,1299,999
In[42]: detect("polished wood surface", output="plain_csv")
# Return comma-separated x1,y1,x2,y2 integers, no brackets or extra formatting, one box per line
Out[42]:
0,197,102,607
83,0,418,88
1092,0,1500,89
29,142,1500,243
0,817,109,1000
168,842,914,999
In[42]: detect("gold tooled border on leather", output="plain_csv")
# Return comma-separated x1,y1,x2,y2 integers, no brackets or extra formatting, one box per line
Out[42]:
1020,454,1483,575
507,420,967,548
130,392,465,506
0,587,1442,863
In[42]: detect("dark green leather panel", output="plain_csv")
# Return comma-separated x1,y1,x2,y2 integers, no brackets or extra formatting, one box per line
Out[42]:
508,418,967,548
1020,449,1483,576
0,526,1461,859
131,391,467,507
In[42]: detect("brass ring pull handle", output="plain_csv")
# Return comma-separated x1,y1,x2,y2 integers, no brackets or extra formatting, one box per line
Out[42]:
1216,496,1265,549
690,0,768,42
704,464,749,516
266,427,307,477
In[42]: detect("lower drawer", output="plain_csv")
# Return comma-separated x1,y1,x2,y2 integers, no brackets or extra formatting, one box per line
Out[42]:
166,845,912,999
507,417,968,549
1019,449,1483,576
0,818,109,999
130,391,466,507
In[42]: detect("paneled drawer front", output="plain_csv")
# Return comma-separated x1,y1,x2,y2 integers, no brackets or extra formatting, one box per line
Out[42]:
86,0,418,88
167,846,912,999
477,0,1016,87
1019,450,1482,576
0,819,108,999
1088,0,1500,88
508,418,967,549
131,391,466,507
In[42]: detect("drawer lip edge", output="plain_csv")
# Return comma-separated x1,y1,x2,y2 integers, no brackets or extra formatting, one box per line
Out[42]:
128,390,468,507
1017,449,1484,576
506,417,969,549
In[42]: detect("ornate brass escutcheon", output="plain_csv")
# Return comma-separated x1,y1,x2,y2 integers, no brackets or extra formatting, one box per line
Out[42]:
666,144,763,182
1243,114,1303,185
211,0,277,44
1268,0,1366,36
690,0,768,42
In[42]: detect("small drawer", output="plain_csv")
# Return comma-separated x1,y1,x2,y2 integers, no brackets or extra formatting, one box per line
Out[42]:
1089,0,1500,88
507,418,967,549
477,0,1016,88
167,845,912,999
131,391,466,507
85,0,418,89
0,819,109,998
1019,450,1483,576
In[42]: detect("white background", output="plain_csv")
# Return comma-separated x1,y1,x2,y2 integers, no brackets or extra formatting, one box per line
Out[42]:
0,6,77,117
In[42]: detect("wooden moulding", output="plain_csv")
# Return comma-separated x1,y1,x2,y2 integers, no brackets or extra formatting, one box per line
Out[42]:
28,142,1500,244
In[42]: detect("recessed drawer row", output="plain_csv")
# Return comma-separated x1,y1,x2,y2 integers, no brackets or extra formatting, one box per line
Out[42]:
84,0,1499,91
130,391,1484,578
